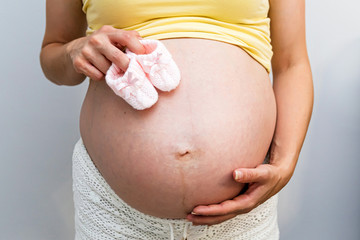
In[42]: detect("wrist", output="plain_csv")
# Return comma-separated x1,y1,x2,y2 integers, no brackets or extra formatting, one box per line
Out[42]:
269,143,299,180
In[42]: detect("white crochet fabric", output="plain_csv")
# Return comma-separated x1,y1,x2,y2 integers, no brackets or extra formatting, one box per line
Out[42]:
72,138,279,240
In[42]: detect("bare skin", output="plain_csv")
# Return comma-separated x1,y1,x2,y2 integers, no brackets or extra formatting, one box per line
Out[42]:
40,0,313,225
79,38,276,218
187,0,313,225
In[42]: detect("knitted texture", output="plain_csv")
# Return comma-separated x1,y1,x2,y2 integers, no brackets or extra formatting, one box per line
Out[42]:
105,55,158,110
72,138,279,240
126,39,181,92
105,39,181,110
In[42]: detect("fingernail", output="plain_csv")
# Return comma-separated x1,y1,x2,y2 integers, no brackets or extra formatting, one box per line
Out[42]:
235,170,242,180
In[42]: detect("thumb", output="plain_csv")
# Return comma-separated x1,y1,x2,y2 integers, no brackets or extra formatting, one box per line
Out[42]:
233,165,270,183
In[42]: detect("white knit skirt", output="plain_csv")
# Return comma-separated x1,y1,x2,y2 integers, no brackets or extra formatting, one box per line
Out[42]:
72,138,279,240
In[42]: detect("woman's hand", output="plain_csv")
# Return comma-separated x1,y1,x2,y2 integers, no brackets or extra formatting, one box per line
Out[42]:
186,159,294,226
41,0,147,85
66,25,145,81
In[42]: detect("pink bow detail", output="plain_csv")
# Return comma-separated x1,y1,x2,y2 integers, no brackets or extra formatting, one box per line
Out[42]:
141,52,171,78
116,72,143,100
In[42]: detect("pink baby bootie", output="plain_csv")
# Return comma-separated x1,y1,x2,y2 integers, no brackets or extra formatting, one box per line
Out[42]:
105,55,158,110
126,39,181,92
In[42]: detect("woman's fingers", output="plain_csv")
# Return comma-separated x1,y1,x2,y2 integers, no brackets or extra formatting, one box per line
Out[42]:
186,164,281,226
69,26,145,78
81,45,112,74
73,57,104,81
190,165,276,217
108,29,146,55
190,183,264,216
233,164,273,183
186,160,291,226
87,32,130,72
187,185,272,226
97,42,130,71
190,198,246,216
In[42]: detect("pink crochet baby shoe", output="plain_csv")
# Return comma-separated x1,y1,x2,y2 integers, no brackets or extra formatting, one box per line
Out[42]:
126,39,181,92
105,55,158,110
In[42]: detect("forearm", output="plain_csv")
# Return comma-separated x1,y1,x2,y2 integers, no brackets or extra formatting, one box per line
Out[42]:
40,38,86,86
270,59,314,177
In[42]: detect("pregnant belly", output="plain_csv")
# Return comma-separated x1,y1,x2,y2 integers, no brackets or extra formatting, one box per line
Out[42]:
79,38,276,219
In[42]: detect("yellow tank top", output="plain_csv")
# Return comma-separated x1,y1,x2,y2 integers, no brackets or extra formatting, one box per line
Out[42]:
82,0,272,73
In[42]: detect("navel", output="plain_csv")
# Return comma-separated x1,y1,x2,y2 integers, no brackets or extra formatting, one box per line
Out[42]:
175,149,192,161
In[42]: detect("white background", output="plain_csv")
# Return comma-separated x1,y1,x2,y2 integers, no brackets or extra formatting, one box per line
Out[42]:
1,0,359,239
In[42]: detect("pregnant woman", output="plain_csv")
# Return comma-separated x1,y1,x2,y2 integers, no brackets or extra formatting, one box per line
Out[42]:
40,0,313,239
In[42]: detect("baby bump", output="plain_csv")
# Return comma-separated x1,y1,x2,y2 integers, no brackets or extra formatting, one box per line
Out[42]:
79,38,277,218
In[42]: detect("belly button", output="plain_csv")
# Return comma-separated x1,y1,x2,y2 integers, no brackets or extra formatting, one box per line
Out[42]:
174,142,199,161
175,150,192,161
179,150,190,157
